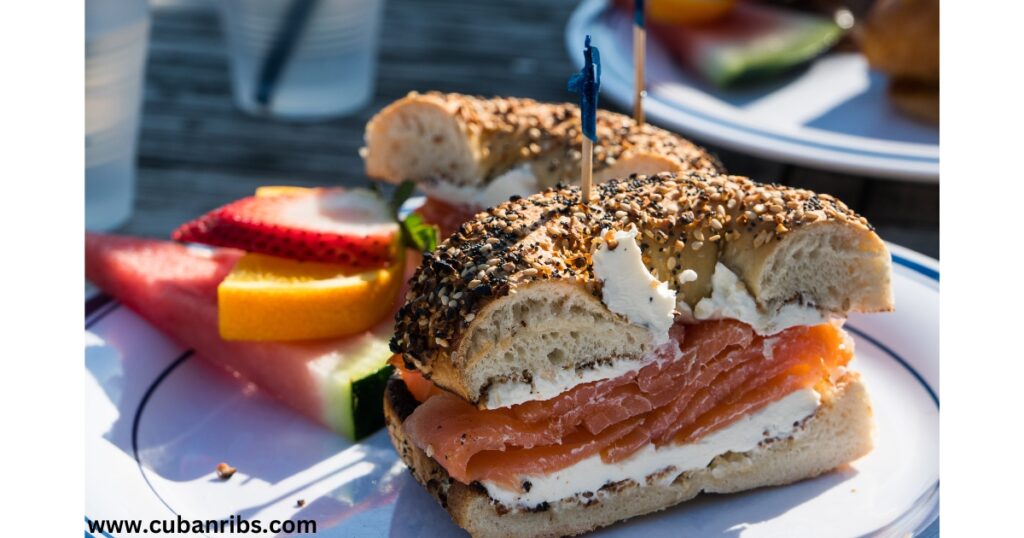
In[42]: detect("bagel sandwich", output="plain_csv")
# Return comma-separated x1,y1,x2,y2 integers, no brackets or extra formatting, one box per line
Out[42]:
362,92,723,236
383,172,891,537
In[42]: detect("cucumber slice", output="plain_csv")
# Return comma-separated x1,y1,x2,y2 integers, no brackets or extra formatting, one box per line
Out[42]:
314,322,396,440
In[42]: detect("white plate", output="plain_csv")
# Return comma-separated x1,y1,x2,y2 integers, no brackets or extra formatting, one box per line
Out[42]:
85,244,939,537
565,0,940,182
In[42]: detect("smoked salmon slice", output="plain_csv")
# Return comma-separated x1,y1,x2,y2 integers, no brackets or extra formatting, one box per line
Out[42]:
401,320,852,490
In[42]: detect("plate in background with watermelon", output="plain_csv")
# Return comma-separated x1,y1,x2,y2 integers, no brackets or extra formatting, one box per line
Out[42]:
84,220,939,536
566,0,939,182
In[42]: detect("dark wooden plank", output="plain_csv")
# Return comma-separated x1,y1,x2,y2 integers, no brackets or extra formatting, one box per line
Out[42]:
779,167,868,211
860,180,940,228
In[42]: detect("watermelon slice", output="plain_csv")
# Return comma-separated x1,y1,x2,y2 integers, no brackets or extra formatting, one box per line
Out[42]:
85,233,417,440
642,1,843,87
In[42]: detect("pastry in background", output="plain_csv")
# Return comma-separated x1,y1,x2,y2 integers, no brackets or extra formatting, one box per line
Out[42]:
856,0,939,123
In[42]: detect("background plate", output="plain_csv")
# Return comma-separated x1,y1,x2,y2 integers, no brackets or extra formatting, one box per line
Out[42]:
565,0,940,182
86,244,939,537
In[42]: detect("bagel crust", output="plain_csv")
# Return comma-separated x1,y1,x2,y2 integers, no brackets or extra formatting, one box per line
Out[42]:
362,91,722,195
391,172,893,406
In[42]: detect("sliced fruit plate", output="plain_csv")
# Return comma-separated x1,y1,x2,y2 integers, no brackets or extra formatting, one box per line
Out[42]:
86,185,435,440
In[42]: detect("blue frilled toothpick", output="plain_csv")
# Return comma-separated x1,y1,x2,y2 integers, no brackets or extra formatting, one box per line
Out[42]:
568,35,601,202
634,0,646,124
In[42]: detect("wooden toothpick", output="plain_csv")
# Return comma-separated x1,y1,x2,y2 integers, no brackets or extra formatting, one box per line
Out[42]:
568,35,601,203
633,0,646,125
633,26,645,124
581,137,594,202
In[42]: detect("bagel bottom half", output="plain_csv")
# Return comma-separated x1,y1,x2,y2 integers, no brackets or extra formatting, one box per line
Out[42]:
384,372,874,538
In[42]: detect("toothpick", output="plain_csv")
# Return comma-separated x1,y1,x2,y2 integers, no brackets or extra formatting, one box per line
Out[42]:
633,0,646,125
581,137,594,202
568,35,601,204
633,25,646,124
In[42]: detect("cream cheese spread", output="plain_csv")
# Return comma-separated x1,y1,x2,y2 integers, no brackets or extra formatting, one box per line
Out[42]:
693,262,830,335
422,163,539,210
592,227,677,345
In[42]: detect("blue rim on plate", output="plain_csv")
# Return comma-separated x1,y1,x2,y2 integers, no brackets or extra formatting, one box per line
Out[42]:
85,247,939,537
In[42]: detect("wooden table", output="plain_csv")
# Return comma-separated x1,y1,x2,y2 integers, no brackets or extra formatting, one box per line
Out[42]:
123,0,938,259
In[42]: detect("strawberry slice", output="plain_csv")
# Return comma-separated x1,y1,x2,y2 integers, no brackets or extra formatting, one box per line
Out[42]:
172,188,399,268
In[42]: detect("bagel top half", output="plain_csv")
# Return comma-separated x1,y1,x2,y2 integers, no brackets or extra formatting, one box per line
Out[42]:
362,92,723,196
390,172,893,408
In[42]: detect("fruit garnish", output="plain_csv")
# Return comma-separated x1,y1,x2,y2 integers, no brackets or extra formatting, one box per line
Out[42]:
85,233,410,440
253,185,316,198
170,183,435,342
217,250,405,341
646,1,842,87
648,0,737,26
172,187,400,267
269,182,439,253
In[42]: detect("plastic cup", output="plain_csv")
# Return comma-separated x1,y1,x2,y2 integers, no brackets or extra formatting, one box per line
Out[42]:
85,0,150,231
218,0,385,120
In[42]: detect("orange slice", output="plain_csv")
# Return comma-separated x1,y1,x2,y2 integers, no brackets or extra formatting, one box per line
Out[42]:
253,185,315,198
648,0,737,26
217,249,404,341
